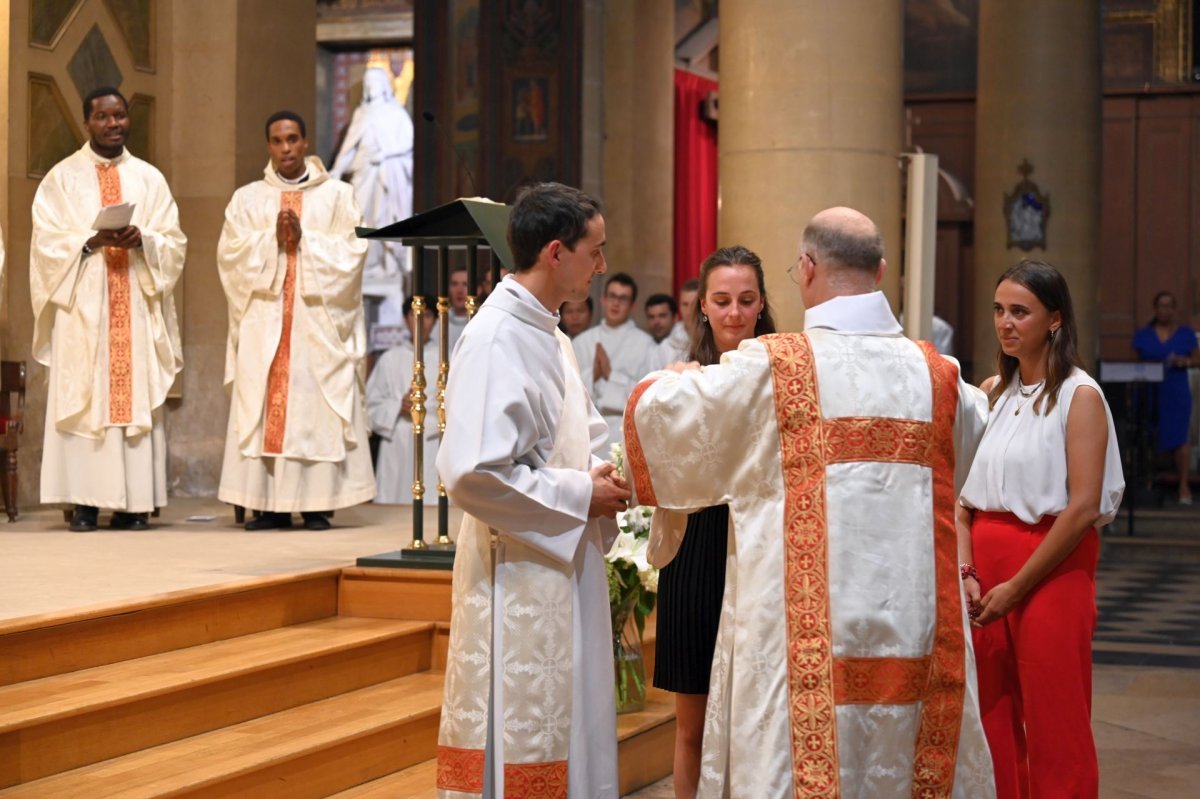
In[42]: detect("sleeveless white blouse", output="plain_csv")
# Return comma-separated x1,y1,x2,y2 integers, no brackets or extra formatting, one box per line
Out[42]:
959,368,1125,526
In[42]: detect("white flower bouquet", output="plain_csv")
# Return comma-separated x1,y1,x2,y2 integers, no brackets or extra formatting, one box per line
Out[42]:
606,443,658,712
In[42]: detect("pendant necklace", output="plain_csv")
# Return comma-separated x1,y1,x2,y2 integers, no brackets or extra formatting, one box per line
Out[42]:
1014,379,1044,416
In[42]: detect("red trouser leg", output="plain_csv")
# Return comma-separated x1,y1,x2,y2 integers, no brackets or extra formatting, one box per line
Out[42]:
971,513,1099,799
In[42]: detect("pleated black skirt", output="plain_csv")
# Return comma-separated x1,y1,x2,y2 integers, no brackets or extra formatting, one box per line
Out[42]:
652,504,729,695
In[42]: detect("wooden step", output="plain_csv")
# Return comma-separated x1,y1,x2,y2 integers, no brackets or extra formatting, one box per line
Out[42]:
0,568,341,686
0,672,445,799
329,688,677,799
331,759,439,798
338,567,453,622
0,617,434,788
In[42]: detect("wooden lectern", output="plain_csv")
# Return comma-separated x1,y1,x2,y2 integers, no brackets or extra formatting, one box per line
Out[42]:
355,198,512,569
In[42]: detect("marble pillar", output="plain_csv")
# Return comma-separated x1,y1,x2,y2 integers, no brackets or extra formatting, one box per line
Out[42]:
602,0,674,308
719,0,903,332
974,0,1101,369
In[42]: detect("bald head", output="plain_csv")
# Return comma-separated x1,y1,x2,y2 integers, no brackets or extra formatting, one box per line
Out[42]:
801,206,884,274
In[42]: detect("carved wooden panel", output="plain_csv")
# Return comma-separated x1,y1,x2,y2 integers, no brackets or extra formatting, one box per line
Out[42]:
1100,97,1139,360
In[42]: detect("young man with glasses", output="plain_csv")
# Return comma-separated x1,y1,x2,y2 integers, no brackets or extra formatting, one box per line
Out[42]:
571,272,656,446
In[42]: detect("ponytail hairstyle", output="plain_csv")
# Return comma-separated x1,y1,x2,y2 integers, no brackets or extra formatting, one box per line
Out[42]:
986,259,1083,415
689,245,777,366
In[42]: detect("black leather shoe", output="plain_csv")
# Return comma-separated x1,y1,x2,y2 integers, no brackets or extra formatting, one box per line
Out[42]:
245,512,292,531
302,512,332,531
110,512,149,531
69,505,99,532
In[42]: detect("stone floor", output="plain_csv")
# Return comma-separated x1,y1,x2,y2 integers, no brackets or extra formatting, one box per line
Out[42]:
3,498,1197,798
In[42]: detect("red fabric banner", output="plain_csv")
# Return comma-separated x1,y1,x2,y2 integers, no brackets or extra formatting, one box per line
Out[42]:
673,69,718,299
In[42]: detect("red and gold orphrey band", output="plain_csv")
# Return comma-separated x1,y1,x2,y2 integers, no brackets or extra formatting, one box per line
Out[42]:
623,378,660,506
263,191,303,454
759,333,964,798
94,164,133,425
436,745,568,798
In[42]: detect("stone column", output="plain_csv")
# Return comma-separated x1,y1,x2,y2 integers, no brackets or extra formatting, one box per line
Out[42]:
974,0,1101,369
719,0,903,332
601,0,674,307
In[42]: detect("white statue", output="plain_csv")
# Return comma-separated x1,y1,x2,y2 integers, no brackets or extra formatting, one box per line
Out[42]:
330,65,414,291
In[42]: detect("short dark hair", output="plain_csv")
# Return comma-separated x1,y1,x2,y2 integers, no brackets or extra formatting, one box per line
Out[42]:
681,278,700,293
605,272,638,302
83,87,127,119
507,182,602,272
265,110,307,140
645,292,677,315
802,216,884,274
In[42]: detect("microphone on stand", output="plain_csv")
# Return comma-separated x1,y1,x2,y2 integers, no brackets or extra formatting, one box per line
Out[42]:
422,110,479,196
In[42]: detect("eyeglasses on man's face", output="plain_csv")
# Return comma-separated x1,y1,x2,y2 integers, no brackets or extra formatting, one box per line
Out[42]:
787,252,812,286
604,292,634,304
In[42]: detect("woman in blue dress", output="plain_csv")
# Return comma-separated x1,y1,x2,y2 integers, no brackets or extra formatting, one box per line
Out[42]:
1132,291,1199,504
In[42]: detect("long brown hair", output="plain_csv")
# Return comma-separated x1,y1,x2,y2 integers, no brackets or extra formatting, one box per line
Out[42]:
689,245,777,366
986,259,1083,415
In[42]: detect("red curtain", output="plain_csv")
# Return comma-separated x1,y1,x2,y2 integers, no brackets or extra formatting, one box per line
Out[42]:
673,69,719,297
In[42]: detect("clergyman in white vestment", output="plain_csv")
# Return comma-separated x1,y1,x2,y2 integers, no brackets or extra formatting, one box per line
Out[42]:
625,208,997,797
571,272,656,446
366,295,439,504
31,87,185,531
217,111,375,530
435,183,630,799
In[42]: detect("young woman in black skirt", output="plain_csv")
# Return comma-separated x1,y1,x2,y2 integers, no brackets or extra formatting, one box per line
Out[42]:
653,245,775,797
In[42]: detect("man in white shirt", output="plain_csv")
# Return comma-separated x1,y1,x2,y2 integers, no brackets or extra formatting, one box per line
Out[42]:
651,278,697,368
643,293,677,343
31,86,186,532
559,296,593,338
435,182,629,798
429,266,470,356
366,295,439,504
571,272,656,445
625,207,994,797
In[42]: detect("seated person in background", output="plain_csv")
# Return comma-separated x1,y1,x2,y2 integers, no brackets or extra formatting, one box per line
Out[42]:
366,295,441,504
559,296,594,338
1133,290,1199,505
644,292,678,343
572,272,656,445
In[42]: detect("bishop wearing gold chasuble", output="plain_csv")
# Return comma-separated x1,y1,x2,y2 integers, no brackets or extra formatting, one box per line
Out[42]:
625,208,997,798
217,112,374,530
32,88,185,531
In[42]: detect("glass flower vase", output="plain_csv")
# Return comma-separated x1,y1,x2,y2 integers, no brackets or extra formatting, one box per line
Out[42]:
613,598,647,714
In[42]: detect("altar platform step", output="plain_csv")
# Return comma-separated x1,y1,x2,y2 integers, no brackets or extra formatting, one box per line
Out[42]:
0,672,445,798
330,689,677,799
0,565,672,797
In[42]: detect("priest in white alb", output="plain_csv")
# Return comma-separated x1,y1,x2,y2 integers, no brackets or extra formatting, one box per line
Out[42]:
571,272,656,446
435,183,630,798
217,111,375,531
624,207,997,797
31,87,186,532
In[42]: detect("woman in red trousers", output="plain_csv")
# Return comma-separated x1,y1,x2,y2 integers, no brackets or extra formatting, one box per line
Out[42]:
957,259,1125,798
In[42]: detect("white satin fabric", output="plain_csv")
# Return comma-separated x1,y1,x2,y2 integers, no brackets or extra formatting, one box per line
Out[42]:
959,369,1125,525
628,296,994,798
437,277,619,798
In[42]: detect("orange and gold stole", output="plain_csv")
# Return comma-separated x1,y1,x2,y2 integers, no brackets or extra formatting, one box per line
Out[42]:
94,164,133,425
263,191,303,454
